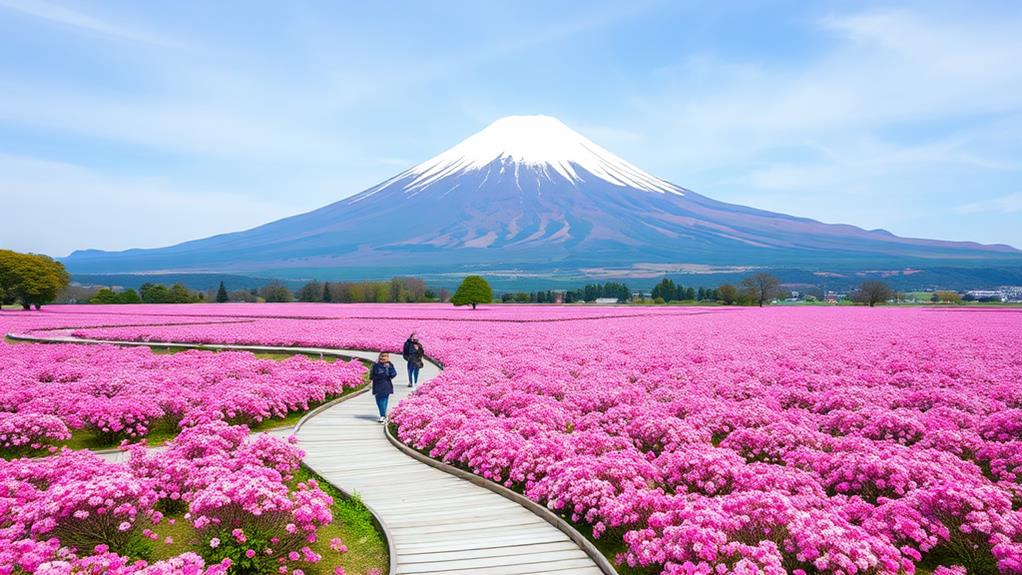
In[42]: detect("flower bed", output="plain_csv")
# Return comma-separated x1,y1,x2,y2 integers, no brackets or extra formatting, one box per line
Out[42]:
0,342,365,452
0,422,353,574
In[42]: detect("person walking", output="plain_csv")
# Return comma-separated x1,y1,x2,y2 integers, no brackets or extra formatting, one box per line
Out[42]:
403,333,424,388
369,351,397,423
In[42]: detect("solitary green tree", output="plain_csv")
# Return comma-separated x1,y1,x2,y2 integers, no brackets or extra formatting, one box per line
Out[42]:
451,275,493,310
216,281,229,303
0,250,70,309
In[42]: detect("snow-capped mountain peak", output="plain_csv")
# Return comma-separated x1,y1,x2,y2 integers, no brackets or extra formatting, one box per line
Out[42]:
403,115,683,195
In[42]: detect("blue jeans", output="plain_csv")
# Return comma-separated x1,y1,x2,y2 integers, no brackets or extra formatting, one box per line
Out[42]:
407,363,420,386
375,394,390,418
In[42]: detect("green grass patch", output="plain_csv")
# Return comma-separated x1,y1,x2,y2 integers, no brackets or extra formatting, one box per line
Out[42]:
292,465,389,574
149,346,343,363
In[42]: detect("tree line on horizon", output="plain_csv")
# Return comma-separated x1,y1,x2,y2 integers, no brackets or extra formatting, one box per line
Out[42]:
0,246,979,310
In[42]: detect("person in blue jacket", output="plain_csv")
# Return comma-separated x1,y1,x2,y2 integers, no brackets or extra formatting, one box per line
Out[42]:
369,351,397,423
402,333,425,389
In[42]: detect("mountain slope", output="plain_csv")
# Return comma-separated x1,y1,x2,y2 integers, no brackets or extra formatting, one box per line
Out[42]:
63,115,1021,278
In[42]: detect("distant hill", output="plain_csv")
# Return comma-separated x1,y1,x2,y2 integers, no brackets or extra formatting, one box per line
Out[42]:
63,115,1021,290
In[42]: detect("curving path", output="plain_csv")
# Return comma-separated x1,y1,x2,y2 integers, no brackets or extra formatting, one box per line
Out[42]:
7,333,609,575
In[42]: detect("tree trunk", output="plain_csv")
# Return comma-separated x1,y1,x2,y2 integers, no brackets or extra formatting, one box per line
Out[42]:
471,303,477,310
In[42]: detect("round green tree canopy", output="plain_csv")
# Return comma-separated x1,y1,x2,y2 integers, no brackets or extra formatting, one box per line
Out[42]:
450,275,493,309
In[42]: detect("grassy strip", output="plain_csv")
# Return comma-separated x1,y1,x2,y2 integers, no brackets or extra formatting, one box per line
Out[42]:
292,465,389,574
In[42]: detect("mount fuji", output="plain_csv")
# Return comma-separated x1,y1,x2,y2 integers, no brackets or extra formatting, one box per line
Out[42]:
64,115,1021,285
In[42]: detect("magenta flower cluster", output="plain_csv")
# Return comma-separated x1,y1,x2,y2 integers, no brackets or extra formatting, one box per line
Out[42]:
0,421,333,574
0,412,71,453
0,342,364,448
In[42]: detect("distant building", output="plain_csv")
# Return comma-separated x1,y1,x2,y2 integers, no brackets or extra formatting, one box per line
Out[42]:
1000,286,1022,302
966,289,1005,302
593,297,619,304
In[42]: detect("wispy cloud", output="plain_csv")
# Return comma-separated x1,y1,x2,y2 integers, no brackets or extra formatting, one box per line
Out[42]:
633,8,1022,169
954,192,1022,214
0,0,183,47
615,7,1022,244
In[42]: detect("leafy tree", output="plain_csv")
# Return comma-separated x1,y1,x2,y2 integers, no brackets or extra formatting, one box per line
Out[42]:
139,283,169,303
117,289,141,304
169,283,193,303
298,280,323,302
852,281,893,307
451,275,493,309
934,290,963,304
718,284,739,305
740,273,782,307
260,281,293,303
138,282,199,303
651,278,678,302
322,282,333,302
216,281,229,303
0,250,70,309
90,288,120,304
229,289,258,303
684,287,696,301
512,292,530,303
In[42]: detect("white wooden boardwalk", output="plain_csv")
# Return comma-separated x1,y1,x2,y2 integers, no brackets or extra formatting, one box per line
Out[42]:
297,350,604,575
7,334,607,574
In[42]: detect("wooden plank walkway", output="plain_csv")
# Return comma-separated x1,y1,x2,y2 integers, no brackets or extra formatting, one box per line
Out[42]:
7,334,606,574
296,350,605,575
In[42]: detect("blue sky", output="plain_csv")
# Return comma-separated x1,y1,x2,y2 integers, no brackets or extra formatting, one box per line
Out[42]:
1,0,1020,256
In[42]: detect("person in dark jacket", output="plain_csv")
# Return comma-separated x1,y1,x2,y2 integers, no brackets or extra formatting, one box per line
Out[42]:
369,351,397,423
402,333,425,389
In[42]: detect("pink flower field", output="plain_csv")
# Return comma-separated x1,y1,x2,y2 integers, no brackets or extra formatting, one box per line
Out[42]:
3,304,1022,575
0,342,365,452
